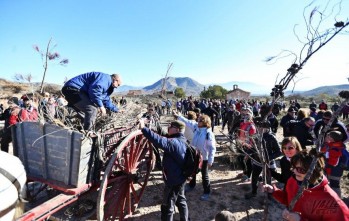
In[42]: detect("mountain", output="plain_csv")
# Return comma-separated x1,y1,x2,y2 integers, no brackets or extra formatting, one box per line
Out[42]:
116,77,348,97
285,84,349,97
114,85,143,93
142,77,205,96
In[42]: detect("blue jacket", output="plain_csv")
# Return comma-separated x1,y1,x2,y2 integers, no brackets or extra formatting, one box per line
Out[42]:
141,127,187,186
64,72,119,112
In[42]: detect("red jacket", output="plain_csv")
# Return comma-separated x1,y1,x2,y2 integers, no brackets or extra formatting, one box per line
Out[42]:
238,121,256,147
321,142,345,175
273,175,349,221
8,107,28,126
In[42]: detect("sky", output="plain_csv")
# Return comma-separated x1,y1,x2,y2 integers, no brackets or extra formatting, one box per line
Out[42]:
0,0,348,92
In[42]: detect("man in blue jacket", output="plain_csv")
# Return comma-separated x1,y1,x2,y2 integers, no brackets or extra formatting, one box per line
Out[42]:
140,119,189,221
61,72,122,131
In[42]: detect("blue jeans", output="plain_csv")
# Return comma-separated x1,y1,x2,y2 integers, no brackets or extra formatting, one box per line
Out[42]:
161,182,188,221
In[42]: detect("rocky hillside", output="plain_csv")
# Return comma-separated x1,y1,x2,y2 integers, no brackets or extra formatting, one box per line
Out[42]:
142,77,205,96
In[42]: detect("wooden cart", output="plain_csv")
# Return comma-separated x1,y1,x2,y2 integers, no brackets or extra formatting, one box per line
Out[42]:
12,121,154,221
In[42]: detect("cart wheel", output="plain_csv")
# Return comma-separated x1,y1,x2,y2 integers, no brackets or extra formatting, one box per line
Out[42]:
97,130,153,221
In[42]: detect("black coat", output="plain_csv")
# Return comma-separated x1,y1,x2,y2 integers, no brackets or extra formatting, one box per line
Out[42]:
293,120,314,149
313,118,348,142
270,156,292,184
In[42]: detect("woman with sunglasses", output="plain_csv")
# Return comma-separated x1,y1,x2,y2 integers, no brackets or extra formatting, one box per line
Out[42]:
264,149,349,221
270,137,302,184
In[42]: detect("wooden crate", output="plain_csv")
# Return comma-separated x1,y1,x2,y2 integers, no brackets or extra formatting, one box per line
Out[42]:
12,122,95,188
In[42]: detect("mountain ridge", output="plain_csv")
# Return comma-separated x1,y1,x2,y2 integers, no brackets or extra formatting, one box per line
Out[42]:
115,76,349,97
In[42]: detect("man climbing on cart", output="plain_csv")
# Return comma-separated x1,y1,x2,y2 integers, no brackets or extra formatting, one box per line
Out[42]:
61,72,122,134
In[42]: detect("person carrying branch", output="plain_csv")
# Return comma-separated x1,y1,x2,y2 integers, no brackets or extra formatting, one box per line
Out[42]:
244,120,282,199
263,149,349,221
61,72,122,133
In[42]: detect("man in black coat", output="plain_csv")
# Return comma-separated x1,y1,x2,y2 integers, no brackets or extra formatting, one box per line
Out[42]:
313,110,348,142
280,107,297,137
292,117,315,150
222,104,241,139
202,102,219,131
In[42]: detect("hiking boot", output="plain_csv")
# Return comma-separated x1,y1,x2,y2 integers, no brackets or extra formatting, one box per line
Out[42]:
200,193,210,201
244,192,257,199
185,184,195,193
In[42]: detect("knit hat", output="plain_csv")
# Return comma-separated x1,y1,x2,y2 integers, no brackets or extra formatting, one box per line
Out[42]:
169,120,185,130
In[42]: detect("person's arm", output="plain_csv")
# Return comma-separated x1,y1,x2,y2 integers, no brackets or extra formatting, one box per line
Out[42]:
207,132,216,166
141,127,169,151
177,115,197,132
88,74,119,112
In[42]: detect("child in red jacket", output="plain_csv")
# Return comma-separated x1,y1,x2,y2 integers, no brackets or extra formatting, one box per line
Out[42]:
321,130,347,198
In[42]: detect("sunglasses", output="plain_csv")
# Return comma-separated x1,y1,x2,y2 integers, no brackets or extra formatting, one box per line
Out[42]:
292,166,307,174
148,109,154,111
323,118,331,121
282,146,295,151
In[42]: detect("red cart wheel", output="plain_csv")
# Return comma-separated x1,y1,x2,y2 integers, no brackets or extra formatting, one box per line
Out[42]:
97,130,154,221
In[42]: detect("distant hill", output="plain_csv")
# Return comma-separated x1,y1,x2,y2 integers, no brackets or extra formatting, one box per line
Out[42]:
115,77,348,97
142,77,205,96
285,84,349,97
114,85,143,93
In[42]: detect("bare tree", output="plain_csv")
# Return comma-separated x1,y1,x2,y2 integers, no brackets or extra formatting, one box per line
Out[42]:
260,0,349,218
33,38,69,93
160,62,173,99
13,73,34,95
219,1,348,220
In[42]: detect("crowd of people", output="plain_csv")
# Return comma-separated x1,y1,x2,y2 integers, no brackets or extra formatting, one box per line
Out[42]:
2,73,349,220
144,97,349,220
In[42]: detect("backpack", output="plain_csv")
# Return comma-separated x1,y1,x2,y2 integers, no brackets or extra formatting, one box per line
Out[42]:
341,148,349,170
182,141,201,179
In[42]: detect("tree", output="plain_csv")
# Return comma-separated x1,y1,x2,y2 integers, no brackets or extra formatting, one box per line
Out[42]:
261,1,349,218
174,87,186,98
13,73,34,95
200,85,228,99
33,38,69,93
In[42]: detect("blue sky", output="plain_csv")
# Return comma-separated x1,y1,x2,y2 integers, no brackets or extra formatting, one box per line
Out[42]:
0,0,348,92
